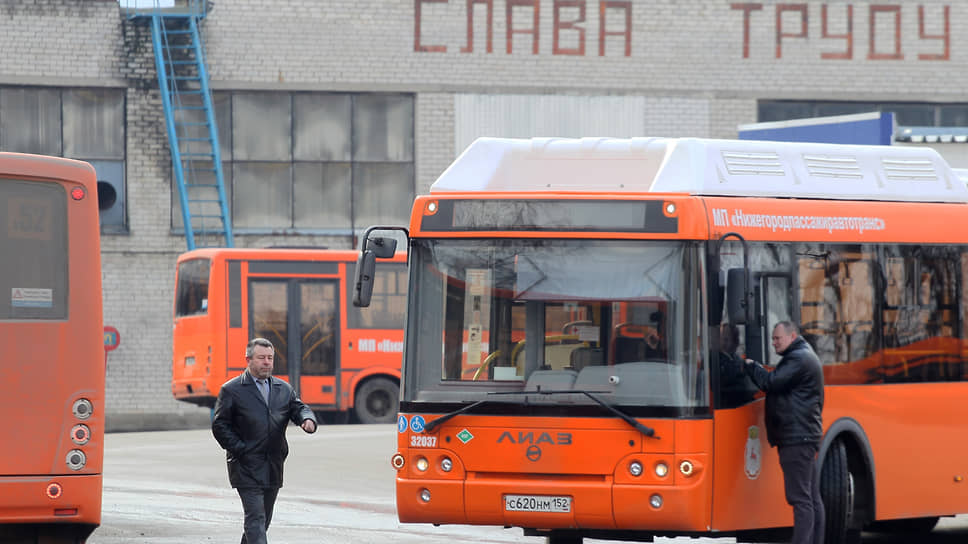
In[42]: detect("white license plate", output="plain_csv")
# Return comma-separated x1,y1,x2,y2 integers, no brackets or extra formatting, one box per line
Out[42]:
504,494,571,513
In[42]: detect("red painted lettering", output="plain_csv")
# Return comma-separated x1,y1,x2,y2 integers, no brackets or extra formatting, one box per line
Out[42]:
599,1,631,57
868,4,902,60
775,3,808,59
732,2,950,62
414,0,633,57
461,0,494,53
918,5,949,61
731,3,763,59
553,0,586,56
414,0,448,53
821,4,853,59
506,0,540,54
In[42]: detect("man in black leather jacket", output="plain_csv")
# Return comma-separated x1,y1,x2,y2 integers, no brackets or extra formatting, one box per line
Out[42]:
212,337,317,544
745,321,825,544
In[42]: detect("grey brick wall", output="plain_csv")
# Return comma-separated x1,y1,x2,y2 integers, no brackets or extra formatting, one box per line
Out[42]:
194,0,966,98
416,92,455,194
0,0,123,84
1,0,962,429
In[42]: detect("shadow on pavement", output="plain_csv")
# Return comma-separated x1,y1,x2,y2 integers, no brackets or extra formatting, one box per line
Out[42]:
861,528,968,543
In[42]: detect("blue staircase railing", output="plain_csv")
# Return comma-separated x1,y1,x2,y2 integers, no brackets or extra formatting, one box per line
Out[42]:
127,0,233,250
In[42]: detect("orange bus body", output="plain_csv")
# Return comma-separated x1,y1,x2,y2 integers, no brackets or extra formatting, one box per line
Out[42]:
377,138,968,543
0,154,104,541
172,248,406,424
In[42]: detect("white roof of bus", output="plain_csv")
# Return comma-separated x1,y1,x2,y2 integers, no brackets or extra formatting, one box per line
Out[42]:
430,137,968,203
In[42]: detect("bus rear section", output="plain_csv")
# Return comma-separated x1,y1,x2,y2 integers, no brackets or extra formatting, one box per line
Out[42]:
0,154,104,542
172,248,407,423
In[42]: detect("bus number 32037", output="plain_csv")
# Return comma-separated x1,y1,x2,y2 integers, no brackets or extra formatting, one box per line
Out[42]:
411,435,438,447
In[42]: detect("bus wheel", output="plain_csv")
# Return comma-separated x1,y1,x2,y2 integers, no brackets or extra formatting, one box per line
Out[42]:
354,377,399,424
820,438,860,544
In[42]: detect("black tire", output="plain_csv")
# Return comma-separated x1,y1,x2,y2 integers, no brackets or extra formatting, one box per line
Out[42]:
821,439,860,544
354,377,399,424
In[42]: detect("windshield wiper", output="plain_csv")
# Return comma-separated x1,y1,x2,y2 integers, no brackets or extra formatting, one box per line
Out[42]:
423,398,491,432
422,389,659,438
576,389,659,439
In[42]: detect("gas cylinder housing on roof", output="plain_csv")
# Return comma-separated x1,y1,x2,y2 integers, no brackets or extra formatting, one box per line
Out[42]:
430,137,968,203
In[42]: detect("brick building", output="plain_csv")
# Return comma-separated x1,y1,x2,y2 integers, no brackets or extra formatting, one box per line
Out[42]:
0,0,963,429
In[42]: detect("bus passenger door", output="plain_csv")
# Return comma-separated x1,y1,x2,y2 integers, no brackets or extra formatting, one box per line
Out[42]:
296,280,339,408
249,279,291,383
249,278,340,409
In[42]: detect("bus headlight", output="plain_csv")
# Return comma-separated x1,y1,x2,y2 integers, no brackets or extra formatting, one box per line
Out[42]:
440,457,453,472
420,488,431,502
655,462,669,477
415,456,429,472
650,494,663,509
628,461,643,477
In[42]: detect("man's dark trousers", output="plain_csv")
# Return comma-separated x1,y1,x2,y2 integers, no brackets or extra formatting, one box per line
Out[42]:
238,486,280,544
778,442,825,544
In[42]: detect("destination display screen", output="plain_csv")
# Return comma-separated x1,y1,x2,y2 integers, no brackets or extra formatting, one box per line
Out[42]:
420,199,678,233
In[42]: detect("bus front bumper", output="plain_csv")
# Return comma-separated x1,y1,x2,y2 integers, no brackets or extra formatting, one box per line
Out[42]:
396,476,711,531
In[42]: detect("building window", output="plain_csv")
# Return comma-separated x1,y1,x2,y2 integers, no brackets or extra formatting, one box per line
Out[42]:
0,86,126,233
172,91,414,235
758,100,968,127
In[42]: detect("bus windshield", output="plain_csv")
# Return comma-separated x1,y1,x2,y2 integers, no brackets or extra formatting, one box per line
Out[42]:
406,239,706,409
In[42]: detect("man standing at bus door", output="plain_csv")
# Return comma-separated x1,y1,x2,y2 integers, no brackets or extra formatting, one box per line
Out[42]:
212,337,317,544
744,321,825,544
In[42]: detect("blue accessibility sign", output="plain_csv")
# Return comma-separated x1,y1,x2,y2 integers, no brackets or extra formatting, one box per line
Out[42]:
410,415,426,433
397,415,408,433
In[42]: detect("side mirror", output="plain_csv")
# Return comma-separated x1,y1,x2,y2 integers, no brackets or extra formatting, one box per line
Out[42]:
726,268,747,324
353,250,377,307
367,237,397,259
353,225,409,307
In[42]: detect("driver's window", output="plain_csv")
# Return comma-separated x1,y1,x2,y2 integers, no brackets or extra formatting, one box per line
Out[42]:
506,302,602,374
610,301,667,364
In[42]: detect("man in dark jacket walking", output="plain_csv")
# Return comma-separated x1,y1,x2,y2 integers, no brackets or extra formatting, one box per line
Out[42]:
212,337,318,544
745,321,825,544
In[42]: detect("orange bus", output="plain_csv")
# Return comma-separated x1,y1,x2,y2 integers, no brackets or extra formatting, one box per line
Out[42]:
172,247,406,424
0,154,104,542
355,137,968,544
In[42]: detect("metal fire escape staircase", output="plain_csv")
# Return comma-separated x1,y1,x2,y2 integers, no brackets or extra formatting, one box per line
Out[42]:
127,1,233,250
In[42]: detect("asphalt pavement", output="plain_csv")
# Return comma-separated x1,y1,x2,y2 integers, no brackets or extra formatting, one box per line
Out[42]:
88,426,968,544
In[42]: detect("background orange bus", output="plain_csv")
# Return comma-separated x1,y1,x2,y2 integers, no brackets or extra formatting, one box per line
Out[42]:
172,247,406,424
0,154,104,542
356,137,968,544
